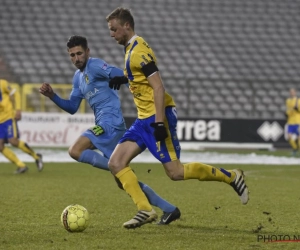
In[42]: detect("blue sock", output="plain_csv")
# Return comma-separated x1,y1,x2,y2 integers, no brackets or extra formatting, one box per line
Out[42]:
78,149,109,170
139,182,176,213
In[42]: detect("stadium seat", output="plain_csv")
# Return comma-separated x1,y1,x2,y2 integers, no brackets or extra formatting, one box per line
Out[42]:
0,0,298,118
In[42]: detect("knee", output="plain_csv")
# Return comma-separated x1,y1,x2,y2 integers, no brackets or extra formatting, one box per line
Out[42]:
68,146,80,161
108,159,117,173
8,138,19,147
169,175,181,181
108,158,125,175
165,170,182,181
164,163,184,181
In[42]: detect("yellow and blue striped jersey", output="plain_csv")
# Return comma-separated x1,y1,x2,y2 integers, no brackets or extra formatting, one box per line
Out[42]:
0,79,19,123
286,97,300,124
124,36,175,119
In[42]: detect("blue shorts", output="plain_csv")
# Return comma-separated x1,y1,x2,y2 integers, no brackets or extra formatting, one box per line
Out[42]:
0,119,19,141
119,107,181,163
287,124,299,135
82,122,126,159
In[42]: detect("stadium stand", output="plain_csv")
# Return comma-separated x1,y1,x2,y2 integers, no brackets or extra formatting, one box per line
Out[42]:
0,0,299,118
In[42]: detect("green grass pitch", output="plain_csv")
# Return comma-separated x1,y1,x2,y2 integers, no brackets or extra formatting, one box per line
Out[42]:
1,162,299,250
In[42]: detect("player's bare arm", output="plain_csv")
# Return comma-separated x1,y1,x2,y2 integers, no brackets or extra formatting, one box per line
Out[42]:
10,90,22,121
14,109,21,121
147,71,168,142
148,72,165,123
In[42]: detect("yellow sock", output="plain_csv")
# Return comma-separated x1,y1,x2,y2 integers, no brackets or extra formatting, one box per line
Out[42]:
288,139,297,150
17,141,38,159
2,147,26,167
116,167,152,211
183,162,235,184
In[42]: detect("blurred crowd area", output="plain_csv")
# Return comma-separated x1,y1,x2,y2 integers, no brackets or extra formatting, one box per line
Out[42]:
0,0,299,118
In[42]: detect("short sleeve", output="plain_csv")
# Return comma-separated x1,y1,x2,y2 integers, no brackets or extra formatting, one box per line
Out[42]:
131,50,155,70
89,59,112,80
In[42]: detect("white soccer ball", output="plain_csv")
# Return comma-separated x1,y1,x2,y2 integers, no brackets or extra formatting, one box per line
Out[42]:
61,204,90,232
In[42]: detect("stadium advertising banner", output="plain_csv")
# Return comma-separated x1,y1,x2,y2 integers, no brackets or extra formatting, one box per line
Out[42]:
125,117,287,143
18,112,95,147
18,113,287,147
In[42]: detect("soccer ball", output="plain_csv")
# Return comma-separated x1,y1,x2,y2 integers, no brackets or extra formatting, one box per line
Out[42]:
61,204,90,232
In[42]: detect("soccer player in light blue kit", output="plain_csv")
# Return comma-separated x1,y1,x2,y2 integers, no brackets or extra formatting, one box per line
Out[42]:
39,35,180,225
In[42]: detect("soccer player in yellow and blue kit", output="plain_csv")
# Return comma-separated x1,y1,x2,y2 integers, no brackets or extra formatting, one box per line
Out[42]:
106,7,249,229
285,88,300,156
0,79,43,174
39,35,180,225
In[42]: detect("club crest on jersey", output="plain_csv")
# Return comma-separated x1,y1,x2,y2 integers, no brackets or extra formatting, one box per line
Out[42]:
85,74,89,84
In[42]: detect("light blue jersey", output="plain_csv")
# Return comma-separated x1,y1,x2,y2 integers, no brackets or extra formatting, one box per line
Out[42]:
51,57,126,158
71,57,126,130
49,55,178,214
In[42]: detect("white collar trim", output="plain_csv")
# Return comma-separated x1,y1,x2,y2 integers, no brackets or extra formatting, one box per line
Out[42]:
127,35,138,45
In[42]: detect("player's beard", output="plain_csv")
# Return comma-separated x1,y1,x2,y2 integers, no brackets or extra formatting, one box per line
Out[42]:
116,38,126,46
117,35,129,46
75,60,87,71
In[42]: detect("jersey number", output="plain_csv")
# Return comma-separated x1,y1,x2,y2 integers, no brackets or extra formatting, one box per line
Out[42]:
89,125,104,136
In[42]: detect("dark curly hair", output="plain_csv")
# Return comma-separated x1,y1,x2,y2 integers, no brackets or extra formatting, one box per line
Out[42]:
66,35,88,50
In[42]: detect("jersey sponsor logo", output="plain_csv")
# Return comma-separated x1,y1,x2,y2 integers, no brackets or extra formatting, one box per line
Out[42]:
129,86,137,92
84,88,99,100
257,121,283,141
177,120,221,141
128,86,141,98
133,92,142,98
